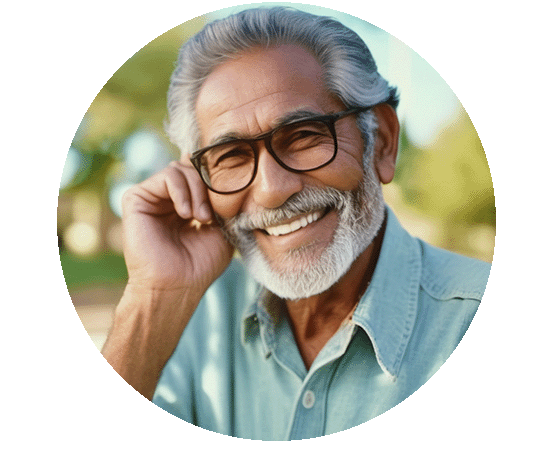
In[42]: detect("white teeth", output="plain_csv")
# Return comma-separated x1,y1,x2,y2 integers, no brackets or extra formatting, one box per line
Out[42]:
264,211,322,236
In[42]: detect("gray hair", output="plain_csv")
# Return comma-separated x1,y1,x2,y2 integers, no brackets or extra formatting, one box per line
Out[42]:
165,6,399,156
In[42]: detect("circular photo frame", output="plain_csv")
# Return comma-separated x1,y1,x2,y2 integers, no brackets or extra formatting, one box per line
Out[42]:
56,1,496,444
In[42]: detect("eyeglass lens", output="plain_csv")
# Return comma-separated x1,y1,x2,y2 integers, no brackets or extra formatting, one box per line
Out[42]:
199,120,335,193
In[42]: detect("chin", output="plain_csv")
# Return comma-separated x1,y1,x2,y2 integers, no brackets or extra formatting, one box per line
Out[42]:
240,189,385,300
244,243,356,300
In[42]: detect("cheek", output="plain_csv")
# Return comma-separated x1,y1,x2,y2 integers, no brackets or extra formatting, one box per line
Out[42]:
316,120,368,190
209,191,244,220
314,142,365,191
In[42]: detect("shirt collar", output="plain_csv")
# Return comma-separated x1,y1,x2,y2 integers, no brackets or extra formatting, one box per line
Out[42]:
241,207,421,378
351,207,421,378
241,289,281,358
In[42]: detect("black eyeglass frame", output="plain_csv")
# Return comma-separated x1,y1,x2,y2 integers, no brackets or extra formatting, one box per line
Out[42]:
190,105,375,194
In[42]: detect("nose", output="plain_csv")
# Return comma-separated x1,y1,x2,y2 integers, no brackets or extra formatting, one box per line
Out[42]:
250,146,304,209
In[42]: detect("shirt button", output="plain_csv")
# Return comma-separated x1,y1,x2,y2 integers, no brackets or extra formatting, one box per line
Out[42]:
302,390,315,409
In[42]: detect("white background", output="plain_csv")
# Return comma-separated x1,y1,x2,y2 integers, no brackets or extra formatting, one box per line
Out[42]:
2,0,546,448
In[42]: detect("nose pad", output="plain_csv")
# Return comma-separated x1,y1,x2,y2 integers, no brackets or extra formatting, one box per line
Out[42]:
251,146,304,209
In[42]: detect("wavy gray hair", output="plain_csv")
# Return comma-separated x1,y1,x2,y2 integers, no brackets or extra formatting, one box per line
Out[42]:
165,6,399,158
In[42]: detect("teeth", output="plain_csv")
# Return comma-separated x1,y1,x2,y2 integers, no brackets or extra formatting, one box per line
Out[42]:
264,211,322,236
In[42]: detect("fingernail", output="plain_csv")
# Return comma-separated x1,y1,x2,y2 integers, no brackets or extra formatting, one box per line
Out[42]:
181,202,191,218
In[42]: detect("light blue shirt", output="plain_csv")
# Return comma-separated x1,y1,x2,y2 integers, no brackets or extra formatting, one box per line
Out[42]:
153,207,490,440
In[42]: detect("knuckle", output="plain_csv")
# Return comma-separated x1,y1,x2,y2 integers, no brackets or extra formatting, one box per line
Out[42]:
121,186,136,204
121,186,141,210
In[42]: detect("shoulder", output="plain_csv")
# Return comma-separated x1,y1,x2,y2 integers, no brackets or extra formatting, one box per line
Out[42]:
418,240,491,302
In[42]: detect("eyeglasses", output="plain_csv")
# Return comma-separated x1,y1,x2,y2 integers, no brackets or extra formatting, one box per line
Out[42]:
190,106,374,194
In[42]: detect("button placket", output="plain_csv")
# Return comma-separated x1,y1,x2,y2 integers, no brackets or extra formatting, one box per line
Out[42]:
285,327,354,440
286,379,326,439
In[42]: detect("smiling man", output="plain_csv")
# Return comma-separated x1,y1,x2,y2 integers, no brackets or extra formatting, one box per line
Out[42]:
102,7,491,440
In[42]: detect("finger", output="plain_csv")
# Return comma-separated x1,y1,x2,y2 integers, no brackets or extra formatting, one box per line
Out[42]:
163,165,194,219
124,165,191,219
169,161,213,223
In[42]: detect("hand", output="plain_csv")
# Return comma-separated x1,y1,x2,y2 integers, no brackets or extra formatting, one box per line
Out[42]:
121,159,234,295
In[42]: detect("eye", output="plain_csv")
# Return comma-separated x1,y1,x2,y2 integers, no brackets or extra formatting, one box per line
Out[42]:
207,143,254,169
291,129,324,140
274,121,332,151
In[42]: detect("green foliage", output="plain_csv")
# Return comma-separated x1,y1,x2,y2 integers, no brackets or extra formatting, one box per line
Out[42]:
393,106,495,260
396,107,495,229
59,250,128,289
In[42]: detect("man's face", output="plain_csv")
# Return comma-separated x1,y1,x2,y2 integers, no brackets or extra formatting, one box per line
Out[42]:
194,45,386,299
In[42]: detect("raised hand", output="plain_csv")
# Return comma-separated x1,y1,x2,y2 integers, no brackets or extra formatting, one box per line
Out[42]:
121,159,233,294
102,158,233,399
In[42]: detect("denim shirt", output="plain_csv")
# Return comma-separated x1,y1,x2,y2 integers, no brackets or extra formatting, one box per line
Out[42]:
153,207,490,440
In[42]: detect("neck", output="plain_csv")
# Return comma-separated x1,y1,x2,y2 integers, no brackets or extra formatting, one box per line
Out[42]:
284,216,386,370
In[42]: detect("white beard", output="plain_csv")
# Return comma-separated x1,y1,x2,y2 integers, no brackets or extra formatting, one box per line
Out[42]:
219,156,386,300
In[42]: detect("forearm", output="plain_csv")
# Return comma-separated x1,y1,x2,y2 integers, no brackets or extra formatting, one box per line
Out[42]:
102,284,203,400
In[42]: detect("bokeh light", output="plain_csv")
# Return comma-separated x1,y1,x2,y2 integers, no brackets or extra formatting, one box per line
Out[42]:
65,222,100,256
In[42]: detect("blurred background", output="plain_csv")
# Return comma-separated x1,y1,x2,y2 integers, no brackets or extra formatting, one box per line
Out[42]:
57,4,495,351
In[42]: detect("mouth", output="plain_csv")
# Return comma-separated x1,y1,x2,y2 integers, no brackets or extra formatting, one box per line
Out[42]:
261,208,329,237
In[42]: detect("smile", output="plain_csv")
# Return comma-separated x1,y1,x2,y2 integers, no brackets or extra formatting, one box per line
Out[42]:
263,210,324,236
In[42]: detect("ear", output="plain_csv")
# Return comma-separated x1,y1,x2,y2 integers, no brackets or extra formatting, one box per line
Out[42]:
372,104,400,184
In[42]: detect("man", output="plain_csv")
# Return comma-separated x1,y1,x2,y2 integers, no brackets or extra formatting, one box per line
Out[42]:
102,7,490,440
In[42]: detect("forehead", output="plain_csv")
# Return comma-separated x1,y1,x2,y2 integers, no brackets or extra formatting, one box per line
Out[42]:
195,45,343,147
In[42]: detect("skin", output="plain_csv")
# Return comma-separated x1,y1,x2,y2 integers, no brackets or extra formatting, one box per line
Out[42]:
102,44,399,398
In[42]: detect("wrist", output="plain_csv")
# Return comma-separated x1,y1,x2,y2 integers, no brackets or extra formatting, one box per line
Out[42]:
102,283,204,399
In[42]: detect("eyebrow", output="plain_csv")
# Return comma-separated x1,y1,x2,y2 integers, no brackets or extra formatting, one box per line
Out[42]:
206,108,326,148
272,109,325,127
209,131,247,147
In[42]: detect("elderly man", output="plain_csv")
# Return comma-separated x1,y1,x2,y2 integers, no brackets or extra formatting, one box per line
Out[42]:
103,7,490,440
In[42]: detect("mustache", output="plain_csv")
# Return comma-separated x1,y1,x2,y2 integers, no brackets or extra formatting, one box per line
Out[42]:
220,186,350,233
